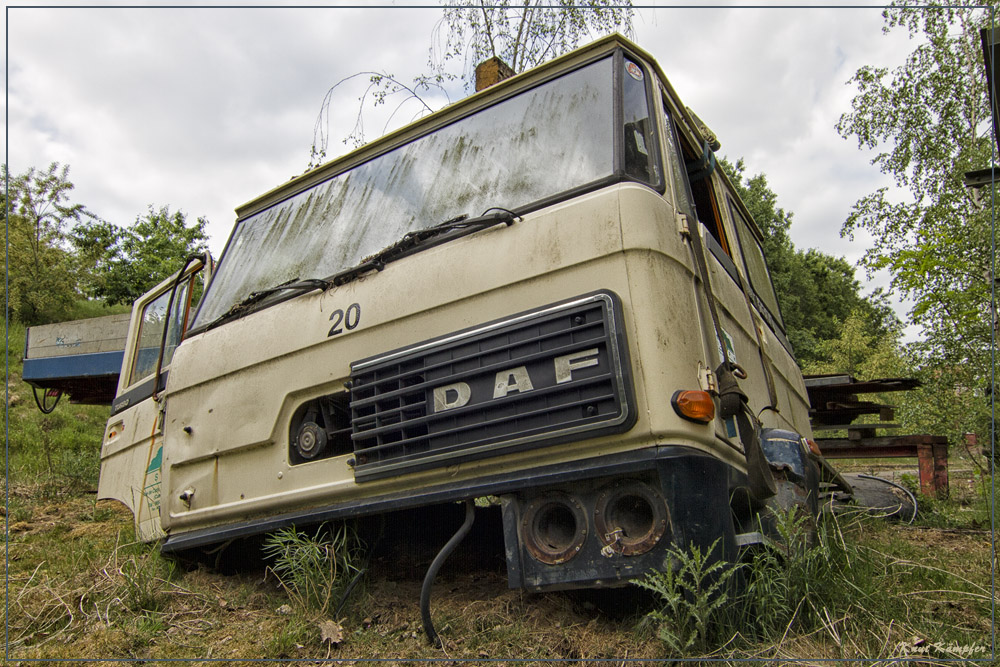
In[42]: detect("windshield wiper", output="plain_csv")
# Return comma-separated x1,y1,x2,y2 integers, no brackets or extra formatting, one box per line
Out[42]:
200,208,519,332
332,207,521,287
203,277,333,331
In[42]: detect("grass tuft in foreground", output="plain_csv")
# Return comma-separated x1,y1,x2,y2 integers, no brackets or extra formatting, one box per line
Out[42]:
262,522,367,618
636,504,993,662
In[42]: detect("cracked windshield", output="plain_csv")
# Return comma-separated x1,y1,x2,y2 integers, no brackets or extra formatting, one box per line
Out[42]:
194,56,615,327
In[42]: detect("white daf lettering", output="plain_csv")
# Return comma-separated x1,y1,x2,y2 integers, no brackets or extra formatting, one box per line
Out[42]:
554,348,600,384
493,366,534,398
433,382,472,412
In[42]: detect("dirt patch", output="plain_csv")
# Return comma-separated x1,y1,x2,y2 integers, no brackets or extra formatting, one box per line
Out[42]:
888,525,992,558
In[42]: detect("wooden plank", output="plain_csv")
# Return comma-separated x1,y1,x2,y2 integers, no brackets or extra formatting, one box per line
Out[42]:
812,422,901,431
819,444,921,458
803,374,855,387
805,376,922,396
816,435,947,447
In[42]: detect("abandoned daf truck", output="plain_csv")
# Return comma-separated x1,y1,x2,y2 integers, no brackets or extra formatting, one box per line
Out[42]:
97,34,820,596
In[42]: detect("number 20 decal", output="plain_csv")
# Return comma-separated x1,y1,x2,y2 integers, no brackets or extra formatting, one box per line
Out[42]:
328,303,362,337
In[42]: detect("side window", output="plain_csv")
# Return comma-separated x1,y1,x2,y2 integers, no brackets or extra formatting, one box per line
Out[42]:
728,199,784,329
685,160,730,256
660,95,696,222
622,59,658,184
668,115,732,259
128,280,191,387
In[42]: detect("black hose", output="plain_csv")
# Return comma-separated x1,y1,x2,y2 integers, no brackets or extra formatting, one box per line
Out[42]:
420,500,475,647
32,386,61,414
333,567,368,618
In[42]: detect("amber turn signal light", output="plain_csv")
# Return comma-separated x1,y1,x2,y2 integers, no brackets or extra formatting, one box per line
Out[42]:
671,390,716,424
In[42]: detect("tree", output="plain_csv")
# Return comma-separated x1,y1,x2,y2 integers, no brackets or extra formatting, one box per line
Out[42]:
72,206,209,306
309,0,634,165
836,3,996,391
802,310,906,379
436,1,634,87
720,159,792,263
4,163,92,325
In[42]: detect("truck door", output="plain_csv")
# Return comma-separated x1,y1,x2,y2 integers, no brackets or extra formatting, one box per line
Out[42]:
659,94,781,436
97,256,210,542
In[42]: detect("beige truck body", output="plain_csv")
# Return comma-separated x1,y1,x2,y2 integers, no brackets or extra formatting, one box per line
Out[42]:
98,35,814,588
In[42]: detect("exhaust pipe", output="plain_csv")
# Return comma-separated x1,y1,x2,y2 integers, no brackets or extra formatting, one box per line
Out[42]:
520,493,587,565
595,480,669,556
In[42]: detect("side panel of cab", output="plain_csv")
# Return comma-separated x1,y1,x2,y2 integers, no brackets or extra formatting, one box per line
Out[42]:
97,258,209,542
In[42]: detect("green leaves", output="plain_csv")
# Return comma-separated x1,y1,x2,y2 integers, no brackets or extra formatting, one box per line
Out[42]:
634,538,737,656
3,163,94,325
839,4,994,277
3,163,208,322
439,1,634,88
836,2,996,447
839,6,990,201
72,206,209,307
262,523,365,617
719,157,897,367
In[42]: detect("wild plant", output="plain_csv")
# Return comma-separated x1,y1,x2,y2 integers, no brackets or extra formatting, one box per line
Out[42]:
262,522,365,617
633,538,739,656
112,544,177,615
740,506,848,639
636,506,875,657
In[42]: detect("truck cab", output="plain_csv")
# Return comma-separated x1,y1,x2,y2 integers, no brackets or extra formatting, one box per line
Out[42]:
98,34,815,591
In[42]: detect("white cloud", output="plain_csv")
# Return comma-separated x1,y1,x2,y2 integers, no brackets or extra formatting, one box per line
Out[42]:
633,5,920,332
6,6,442,247
5,3,934,336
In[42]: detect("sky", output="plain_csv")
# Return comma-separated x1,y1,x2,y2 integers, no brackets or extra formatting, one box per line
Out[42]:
4,2,924,333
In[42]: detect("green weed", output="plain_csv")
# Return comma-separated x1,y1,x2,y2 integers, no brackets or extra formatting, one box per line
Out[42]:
6,317,110,486
126,611,166,654
902,469,991,530
114,547,177,615
262,522,366,617
637,506,991,660
263,618,311,658
633,538,739,656
739,507,863,642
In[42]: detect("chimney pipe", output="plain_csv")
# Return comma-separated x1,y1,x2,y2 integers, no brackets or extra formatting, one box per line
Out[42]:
475,57,515,92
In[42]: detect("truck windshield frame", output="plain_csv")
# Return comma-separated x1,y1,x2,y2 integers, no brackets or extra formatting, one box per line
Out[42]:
191,49,663,332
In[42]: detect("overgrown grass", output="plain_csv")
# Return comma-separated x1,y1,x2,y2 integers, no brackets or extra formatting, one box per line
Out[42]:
5,318,110,487
905,470,993,530
6,477,993,661
4,314,994,661
637,505,994,662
